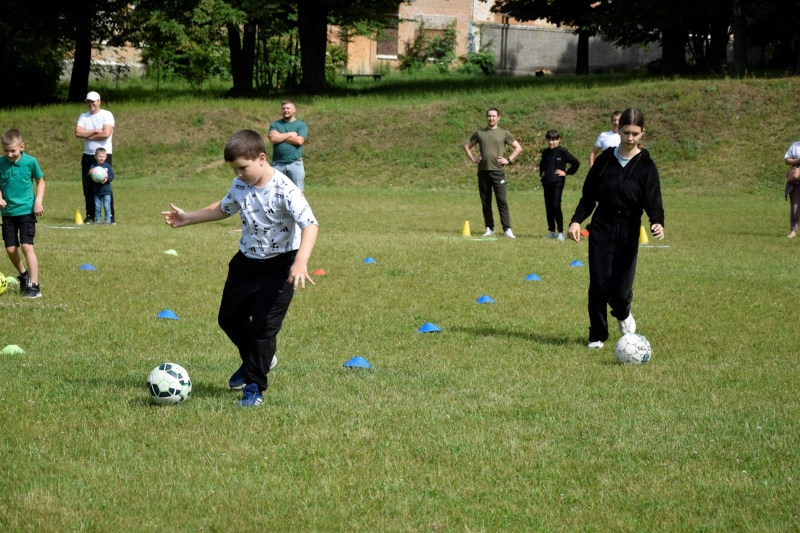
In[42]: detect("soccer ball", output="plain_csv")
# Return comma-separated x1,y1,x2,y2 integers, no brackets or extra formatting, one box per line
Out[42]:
615,333,652,365
0,273,7,295
146,363,192,404
90,166,107,183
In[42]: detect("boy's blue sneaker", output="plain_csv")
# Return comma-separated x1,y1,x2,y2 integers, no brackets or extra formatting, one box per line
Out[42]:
238,383,263,407
228,356,277,390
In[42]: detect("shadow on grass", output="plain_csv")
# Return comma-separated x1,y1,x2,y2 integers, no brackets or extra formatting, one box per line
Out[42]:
449,325,583,346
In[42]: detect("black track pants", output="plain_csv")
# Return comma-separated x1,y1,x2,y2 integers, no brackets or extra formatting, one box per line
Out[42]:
542,185,564,233
217,251,296,392
587,216,639,342
478,170,511,231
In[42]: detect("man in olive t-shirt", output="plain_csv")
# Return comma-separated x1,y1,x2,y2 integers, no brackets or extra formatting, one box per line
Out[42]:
463,108,523,238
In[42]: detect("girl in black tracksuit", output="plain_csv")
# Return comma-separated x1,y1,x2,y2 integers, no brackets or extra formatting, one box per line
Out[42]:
539,129,580,238
568,109,664,348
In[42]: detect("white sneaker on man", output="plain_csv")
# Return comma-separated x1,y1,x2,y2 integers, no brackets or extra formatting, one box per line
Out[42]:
482,227,495,237
544,231,557,239
587,341,604,349
556,233,565,241
504,229,516,239
618,313,636,336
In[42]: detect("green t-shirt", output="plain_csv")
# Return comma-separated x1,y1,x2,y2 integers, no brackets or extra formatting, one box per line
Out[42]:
269,118,308,163
0,153,43,216
469,128,516,171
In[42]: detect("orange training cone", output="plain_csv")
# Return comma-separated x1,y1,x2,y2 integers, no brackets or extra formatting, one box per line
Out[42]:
639,225,649,244
74,210,84,225
462,220,471,238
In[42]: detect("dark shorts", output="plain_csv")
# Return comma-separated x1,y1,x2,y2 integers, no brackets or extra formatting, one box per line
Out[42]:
2,214,36,247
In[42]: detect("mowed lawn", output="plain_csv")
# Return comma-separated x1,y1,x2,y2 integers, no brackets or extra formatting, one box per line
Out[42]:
1,76,799,530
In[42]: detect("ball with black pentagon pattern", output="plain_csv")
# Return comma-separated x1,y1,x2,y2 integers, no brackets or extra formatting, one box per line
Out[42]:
146,363,193,404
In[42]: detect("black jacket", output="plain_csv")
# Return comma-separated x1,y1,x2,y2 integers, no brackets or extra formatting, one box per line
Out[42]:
539,146,580,186
570,147,664,226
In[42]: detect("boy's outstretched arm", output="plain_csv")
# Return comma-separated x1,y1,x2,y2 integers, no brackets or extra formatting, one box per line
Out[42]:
33,178,45,216
162,201,228,228
288,224,319,290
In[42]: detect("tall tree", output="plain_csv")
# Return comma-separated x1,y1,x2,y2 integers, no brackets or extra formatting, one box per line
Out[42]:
489,0,600,75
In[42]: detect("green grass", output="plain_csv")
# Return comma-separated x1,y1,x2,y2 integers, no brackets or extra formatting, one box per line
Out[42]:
1,76,800,530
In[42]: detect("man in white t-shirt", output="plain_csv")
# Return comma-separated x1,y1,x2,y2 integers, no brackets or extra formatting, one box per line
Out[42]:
75,91,116,223
589,110,621,167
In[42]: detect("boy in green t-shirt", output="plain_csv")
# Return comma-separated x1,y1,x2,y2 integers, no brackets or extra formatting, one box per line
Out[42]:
0,129,45,298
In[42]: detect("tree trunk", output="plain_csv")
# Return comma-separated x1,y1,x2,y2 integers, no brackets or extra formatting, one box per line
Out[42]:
660,27,687,76
68,37,92,102
709,12,729,74
228,22,256,96
576,30,589,75
297,0,329,92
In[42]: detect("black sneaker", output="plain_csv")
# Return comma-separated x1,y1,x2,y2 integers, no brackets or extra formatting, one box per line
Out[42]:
17,271,29,294
110,216,116,225
22,283,41,299
84,217,94,225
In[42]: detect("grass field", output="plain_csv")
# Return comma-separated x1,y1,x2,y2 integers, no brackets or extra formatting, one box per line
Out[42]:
1,75,799,531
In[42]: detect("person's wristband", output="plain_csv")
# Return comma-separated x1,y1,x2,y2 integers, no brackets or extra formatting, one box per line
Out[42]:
507,157,513,164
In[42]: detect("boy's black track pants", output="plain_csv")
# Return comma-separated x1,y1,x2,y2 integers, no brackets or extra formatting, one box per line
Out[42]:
218,250,296,392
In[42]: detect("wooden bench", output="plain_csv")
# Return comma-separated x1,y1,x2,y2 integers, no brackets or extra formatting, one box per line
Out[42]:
345,74,384,82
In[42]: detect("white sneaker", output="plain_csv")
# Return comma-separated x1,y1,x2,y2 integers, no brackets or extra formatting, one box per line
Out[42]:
587,341,604,349
482,227,495,237
270,355,278,370
543,231,557,239
618,313,636,336
556,233,565,241
504,229,516,239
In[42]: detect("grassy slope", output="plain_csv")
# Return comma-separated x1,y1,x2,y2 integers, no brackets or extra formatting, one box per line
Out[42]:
0,76,799,531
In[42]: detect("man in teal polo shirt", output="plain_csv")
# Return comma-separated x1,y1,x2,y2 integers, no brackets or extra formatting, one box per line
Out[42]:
0,129,45,298
268,100,308,192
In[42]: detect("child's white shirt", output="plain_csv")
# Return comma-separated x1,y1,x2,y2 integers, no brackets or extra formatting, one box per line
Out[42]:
594,131,620,151
785,141,800,160
220,170,318,260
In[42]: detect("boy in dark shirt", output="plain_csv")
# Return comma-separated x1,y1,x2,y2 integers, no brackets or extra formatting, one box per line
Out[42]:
539,130,580,240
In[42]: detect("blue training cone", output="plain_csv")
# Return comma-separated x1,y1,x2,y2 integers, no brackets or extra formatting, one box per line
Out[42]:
343,356,371,369
476,295,496,304
79,264,98,271
363,257,377,264
156,309,179,320
570,260,584,267
418,322,441,333
525,274,541,281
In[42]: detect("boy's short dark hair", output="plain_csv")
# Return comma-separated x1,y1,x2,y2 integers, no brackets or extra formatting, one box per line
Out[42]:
224,130,266,162
94,147,107,155
2,129,22,145
612,110,622,118
487,107,500,116
281,99,295,106
545,129,560,140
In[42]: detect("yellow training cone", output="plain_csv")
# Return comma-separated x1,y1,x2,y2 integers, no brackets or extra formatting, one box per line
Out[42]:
74,210,84,225
462,220,471,237
639,225,649,244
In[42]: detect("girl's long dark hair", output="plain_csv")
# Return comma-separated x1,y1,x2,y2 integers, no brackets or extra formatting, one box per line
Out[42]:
619,108,645,148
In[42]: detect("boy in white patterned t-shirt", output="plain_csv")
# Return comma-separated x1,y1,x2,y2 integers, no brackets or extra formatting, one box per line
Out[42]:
162,130,319,407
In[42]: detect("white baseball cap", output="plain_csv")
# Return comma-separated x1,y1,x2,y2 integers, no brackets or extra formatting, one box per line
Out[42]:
85,91,101,101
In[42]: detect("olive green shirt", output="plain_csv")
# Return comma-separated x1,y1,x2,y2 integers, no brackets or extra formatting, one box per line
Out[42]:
469,128,516,171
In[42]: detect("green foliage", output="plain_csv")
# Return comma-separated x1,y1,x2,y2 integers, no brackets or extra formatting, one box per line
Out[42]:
326,44,349,82
255,29,301,92
398,22,458,73
457,51,497,76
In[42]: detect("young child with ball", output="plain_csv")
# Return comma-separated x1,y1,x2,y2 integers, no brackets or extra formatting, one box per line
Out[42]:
162,130,319,407
89,148,115,224
0,129,45,298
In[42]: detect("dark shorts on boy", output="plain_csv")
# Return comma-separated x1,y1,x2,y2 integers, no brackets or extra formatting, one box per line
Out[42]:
2,214,36,247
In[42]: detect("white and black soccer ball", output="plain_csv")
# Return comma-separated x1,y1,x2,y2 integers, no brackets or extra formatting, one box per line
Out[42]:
146,363,192,404
615,333,652,365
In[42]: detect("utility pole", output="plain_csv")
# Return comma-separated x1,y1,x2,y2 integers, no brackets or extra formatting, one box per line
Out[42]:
732,0,746,75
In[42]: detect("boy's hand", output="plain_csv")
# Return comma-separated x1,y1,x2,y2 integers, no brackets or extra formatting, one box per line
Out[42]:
161,203,188,228
288,263,316,290
555,169,566,177
0,198,6,208
651,223,664,240
568,222,581,243
33,201,43,216
101,177,108,184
